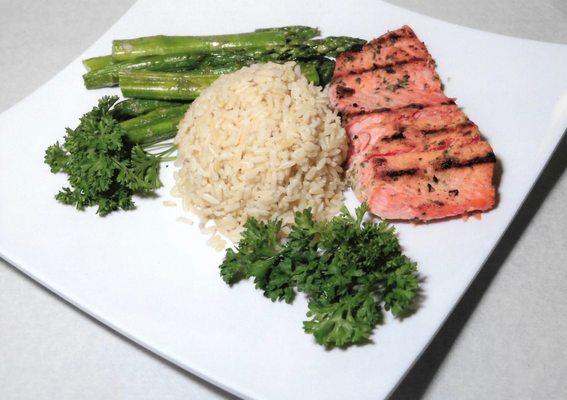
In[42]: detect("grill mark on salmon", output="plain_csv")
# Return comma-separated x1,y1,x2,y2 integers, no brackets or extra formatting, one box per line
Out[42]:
381,129,406,142
351,140,496,220
351,123,481,164
346,104,468,136
437,152,496,170
330,60,450,115
347,107,475,163
360,141,495,181
365,163,496,221
332,26,498,221
379,150,496,179
384,168,418,179
334,26,431,78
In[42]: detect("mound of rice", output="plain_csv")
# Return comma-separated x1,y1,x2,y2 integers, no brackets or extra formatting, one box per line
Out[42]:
172,62,347,243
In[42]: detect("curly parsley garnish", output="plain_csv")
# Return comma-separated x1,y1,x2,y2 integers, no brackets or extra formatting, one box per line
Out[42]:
44,96,175,216
220,204,420,348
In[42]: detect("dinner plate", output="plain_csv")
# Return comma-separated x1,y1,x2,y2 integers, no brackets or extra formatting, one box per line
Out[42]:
1,1,566,399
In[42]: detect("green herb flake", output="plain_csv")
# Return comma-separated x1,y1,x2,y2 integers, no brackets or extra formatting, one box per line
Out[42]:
386,74,410,92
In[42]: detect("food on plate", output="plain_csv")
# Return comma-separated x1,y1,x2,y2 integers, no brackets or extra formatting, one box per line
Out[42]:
172,62,347,241
330,25,497,221
43,22,514,349
219,203,419,348
44,96,179,215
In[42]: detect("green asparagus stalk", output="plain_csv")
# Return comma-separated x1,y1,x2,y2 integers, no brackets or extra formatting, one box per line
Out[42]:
118,59,326,101
191,36,363,72
195,50,275,71
254,25,320,37
120,61,330,101
83,54,204,89
192,59,322,85
302,36,365,57
120,104,190,144
273,36,366,59
112,98,186,120
297,62,320,86
120,104,190,130
111,26,320,62
82,55,114,71
119,71,219,101
126,117,183,145
315,58,336,86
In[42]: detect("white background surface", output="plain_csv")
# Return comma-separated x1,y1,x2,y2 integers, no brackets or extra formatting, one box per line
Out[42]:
1,1,566,399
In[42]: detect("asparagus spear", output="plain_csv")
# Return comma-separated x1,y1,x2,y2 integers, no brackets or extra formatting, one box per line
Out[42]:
126,117,183,145
119,71,219,101
315,58,336,86
194,59,322,84
122,104,190,144
120,104,190,130
302,36,365,57
85,51,266,89
118,59,325,101
195,50,278,71
297,62,320,86
201,36,364,64
271,36,366,59
112,98,186,120
112,26,319,62
83,54,204,89
82,55,113,71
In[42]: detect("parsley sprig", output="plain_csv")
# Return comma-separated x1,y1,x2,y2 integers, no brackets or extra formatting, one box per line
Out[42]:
44,96,176,216
220,204,420,348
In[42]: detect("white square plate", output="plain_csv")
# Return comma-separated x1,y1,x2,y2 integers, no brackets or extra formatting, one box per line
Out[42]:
1,1,566,399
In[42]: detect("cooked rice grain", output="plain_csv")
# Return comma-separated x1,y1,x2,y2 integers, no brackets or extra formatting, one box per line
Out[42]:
173,62,347,241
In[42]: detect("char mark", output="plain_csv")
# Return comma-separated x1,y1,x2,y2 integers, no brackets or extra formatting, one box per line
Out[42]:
371,27,416,47
388,33,401,43
381,128,406,142
343,103,426,118
405,103,425,109
437,152,496,170
383,168,418,179
335,85,355,99
373,157,387,166
422,121,474,136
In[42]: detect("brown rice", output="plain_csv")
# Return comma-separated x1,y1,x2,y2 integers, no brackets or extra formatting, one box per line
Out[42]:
172,62,347,242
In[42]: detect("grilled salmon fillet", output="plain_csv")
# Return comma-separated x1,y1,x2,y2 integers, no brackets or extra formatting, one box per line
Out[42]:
332,25,497,221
